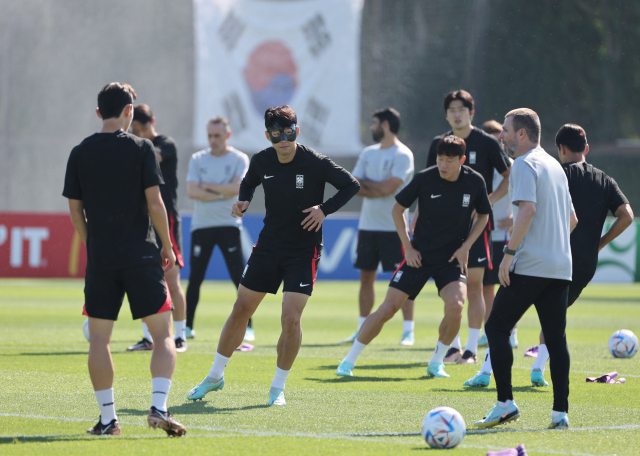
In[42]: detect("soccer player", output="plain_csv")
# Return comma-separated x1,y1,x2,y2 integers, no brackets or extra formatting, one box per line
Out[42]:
337,135,491,379
186,105,359,406
474,109,577,430
63,83,185,436
419,90,511,365
340,108,415,345
526,124,633,385
184,117,250,342
127,104,188,353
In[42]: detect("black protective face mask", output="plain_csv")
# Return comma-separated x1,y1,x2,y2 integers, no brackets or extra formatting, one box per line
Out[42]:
267,123,297,143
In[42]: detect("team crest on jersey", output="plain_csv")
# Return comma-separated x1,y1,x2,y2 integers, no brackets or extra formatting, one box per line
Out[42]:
296,175,304,188
383,159,390,169
462,194,471,207
469,151,476,164
225,165,231,175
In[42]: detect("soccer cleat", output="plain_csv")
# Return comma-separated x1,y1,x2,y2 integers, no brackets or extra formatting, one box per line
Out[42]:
86,417,122,435
337,360,355,376
478,333,488,347
426,362,450,378
244,326,256,342
524,345,539,358
464,370,492,387
456,350,478,364
186,375,225,401
185,327,195,339
474,401,521,428
127,338,153,351
510,333,519,348
235,342,254,352
174,337,188,353
548,412,569,429
147,406,186,437
531,368,549,387
399,331,415,346
443,347,463,364
338,331,358,344
267,387,286,406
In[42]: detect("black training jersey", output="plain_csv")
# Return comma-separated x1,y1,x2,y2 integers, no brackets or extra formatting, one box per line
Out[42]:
239,144,359,257
62,130,164,273
427,127,510,230
396,165,491,266
563,161,629,274
154,135,179,215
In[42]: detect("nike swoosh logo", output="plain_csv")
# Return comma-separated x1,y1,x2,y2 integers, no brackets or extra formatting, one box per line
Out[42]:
228,246,238,252
264,175,274,179
300,283,310,287
431,194,441,198
478,257,487,262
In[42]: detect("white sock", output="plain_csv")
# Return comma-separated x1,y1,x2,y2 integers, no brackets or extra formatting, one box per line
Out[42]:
403,320,415,333
357,316,367,331
142,322,153,343
174,320,186,341
94,388,117,425
532,344,550,372
208,352,231,379
498,399,512,408
481,347,493,373
430,341,450,364
151,377,171,412
510,328,518,339
465,328,481,354
271,367,290,390
344,340,367,365
451,333,462,350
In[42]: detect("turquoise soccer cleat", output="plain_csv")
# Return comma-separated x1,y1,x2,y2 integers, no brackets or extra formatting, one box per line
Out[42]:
337,360,355,376
510,333,519,348
268,387,286,406
186,375,224,401
548,412,569,429
338,331,358,344
474,401,521,428
531,368,549,387
426,362,450,378
463,370,492,387
244,326,255,342
399,331,415,346
185,327,195,339
478,333,488,347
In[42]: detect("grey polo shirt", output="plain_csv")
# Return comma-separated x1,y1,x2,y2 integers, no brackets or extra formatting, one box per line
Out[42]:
509,147,574,280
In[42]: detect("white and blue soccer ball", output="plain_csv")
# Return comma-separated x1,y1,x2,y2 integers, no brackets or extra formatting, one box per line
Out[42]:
608,329,638,358
83,318,90,342
421,406,466,449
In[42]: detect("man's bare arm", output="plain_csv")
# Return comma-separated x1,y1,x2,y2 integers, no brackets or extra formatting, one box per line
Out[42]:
145,185,175,269
360,177,404,198
392,202,421,267
68,199,88,245
201,176,242,199
489,167,510,205
508,201,536,251
187,181,224,201
599,203,634,251
570,211,578,233
154,150,163,163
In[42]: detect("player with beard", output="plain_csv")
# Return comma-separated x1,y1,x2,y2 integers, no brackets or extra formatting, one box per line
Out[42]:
186,105,359,406
340,108,415,346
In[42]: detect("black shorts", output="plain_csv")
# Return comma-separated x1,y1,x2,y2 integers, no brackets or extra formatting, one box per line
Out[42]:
568,269,595,306
484,240,508,285
241,244,322,296
468,228,493,269
83,263,172,321
389,260,467,300
189,226,244,287
168,212,184,268
354,230,404,272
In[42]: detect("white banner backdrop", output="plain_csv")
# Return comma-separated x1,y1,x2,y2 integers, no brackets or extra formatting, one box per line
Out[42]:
193,0,365,156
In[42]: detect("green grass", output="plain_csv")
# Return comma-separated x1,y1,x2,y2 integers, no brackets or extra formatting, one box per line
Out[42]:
1,279,639,455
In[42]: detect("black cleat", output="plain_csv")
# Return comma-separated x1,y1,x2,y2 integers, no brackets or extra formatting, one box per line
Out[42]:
86,417,122,435
175,337,188,353
127,338,153,351
147,406,186,437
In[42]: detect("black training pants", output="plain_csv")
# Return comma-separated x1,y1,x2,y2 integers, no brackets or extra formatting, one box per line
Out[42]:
186,227,245,329
485,272,570,412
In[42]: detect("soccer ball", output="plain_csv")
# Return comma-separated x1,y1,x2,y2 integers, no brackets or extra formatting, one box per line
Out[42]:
608,330,638,358
83,318,90,342
421,406,466,449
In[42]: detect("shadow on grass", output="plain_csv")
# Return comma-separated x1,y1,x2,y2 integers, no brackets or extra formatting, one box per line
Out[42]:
429,386,548,394
301,343,341,348
0,351,88,357
380,347,435,353
305,376,419,384
314,362,428,371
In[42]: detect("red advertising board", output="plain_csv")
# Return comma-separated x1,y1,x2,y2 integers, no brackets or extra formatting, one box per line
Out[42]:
0,212,87,278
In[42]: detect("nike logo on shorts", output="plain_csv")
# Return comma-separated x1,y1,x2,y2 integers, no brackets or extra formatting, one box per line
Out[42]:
431,194,441,198
300,283,310,287
478,257,487,262
264,175,274,179
228,246,238,252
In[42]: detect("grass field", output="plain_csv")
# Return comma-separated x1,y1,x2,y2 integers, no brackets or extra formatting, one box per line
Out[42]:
1,278,639,455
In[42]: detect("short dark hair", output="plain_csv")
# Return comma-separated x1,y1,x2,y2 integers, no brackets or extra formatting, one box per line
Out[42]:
437,135,466,158
207,116,230,131
133,104,154,125
97,82,137,120
555,124,587,153
505,108,541,143
265,105,297,130
444,90,474,112
373,107,401,134
482,120,502,135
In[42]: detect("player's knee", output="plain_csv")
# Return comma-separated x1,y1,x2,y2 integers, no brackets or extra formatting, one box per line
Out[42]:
281,312,301,330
